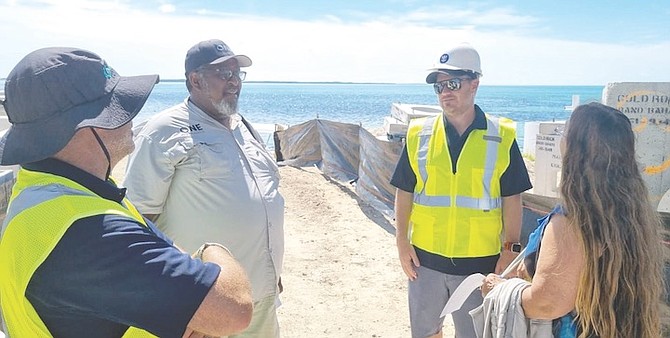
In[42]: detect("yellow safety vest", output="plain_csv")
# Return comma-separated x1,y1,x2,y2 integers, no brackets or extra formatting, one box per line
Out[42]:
406,114,515,258
0,169,157,337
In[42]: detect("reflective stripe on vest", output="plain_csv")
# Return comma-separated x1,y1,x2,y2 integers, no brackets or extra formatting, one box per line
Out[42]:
0,169,155,338
414,116,502,211
406,113,515,257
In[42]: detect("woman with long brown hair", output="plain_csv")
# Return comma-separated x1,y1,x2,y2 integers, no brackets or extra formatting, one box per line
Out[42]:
483,102,665,337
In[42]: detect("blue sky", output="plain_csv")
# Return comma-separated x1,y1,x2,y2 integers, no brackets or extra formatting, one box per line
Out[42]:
0,0,669,85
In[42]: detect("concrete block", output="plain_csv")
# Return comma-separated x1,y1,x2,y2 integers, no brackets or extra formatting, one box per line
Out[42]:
390,103,441,124
534,134,562,198
603,82,670,210
383,116,407,139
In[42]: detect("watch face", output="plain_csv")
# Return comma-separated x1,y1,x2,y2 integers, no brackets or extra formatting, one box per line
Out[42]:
512,243,522,253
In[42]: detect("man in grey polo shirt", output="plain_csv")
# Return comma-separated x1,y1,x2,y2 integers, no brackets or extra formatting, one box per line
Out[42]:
123,39,284,338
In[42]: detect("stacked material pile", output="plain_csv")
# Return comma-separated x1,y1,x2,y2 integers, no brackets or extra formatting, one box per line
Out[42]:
383,103,441,141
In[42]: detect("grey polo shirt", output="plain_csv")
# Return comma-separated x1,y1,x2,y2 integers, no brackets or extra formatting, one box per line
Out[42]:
123,99,284,301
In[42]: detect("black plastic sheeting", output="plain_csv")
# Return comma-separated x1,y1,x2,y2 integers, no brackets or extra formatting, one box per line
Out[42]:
275,119,402,216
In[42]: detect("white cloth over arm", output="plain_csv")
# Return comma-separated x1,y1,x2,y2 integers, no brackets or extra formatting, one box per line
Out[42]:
469,278,552,338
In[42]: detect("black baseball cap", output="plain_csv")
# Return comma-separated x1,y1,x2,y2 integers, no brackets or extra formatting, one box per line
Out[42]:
184,39,252,76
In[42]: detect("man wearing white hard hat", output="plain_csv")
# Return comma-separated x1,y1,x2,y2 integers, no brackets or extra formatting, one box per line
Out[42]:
391,43,532,337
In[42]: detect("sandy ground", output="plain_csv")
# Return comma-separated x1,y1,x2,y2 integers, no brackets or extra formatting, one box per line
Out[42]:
273,165,456,337
112,159,454,337
112,158,669,337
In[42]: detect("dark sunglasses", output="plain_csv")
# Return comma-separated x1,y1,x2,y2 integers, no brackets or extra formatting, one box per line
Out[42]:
433,78,470,94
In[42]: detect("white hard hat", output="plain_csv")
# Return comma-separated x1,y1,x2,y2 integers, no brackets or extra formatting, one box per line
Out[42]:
426,43,482,83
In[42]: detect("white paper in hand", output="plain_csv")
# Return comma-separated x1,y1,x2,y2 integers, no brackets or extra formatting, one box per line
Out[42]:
440,273,485,317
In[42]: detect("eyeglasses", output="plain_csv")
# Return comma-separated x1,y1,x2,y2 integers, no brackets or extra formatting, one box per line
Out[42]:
209,68,247,82
433,78,470,94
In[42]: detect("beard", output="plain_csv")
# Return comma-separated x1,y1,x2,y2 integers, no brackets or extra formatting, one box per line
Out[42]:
213,96,238,117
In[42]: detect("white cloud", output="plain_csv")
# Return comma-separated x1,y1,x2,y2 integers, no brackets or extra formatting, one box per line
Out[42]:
397,5,539,30
159,3,175,13
0,1,668,85
468,8,539,27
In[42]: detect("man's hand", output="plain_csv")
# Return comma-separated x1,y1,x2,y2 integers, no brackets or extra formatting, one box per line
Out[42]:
494,250,519,276
397,238,420,281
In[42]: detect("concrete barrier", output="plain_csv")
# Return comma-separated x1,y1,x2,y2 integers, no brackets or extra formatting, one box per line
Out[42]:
602,82,670,211
531,122,564,198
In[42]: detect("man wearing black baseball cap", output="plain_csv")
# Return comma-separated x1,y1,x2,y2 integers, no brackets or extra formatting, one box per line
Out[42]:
124,39,285,337
0,47,252,337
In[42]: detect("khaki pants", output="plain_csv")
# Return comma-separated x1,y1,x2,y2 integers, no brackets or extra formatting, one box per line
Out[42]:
226,293,280,338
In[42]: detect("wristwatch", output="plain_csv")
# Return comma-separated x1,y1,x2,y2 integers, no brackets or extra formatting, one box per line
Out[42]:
503,241,522,253
194,242,233,260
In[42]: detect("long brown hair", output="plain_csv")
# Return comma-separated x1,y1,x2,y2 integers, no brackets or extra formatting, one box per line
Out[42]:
560,102,664,337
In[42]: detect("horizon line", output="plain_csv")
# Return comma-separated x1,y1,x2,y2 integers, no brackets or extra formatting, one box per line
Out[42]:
0,77,613,87
156,79,607,86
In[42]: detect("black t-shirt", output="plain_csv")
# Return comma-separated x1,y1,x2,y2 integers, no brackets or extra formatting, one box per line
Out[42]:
21,159,220,338
390,106,532,275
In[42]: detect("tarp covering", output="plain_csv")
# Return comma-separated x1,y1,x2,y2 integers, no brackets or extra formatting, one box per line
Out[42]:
318,120,360,182
275,119,402,215
274,119,322,168
356,127,403,215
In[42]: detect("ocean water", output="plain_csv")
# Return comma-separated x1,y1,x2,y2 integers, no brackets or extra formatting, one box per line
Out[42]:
0,78,602,148
136,81,603,148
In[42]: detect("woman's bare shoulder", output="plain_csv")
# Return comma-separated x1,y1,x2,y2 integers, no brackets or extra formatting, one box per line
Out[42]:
547,213,577,242
541,213,584,269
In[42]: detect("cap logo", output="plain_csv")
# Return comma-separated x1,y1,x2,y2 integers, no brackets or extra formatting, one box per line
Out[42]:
102,64,113,79
215,44,225,52
440,54,450,64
